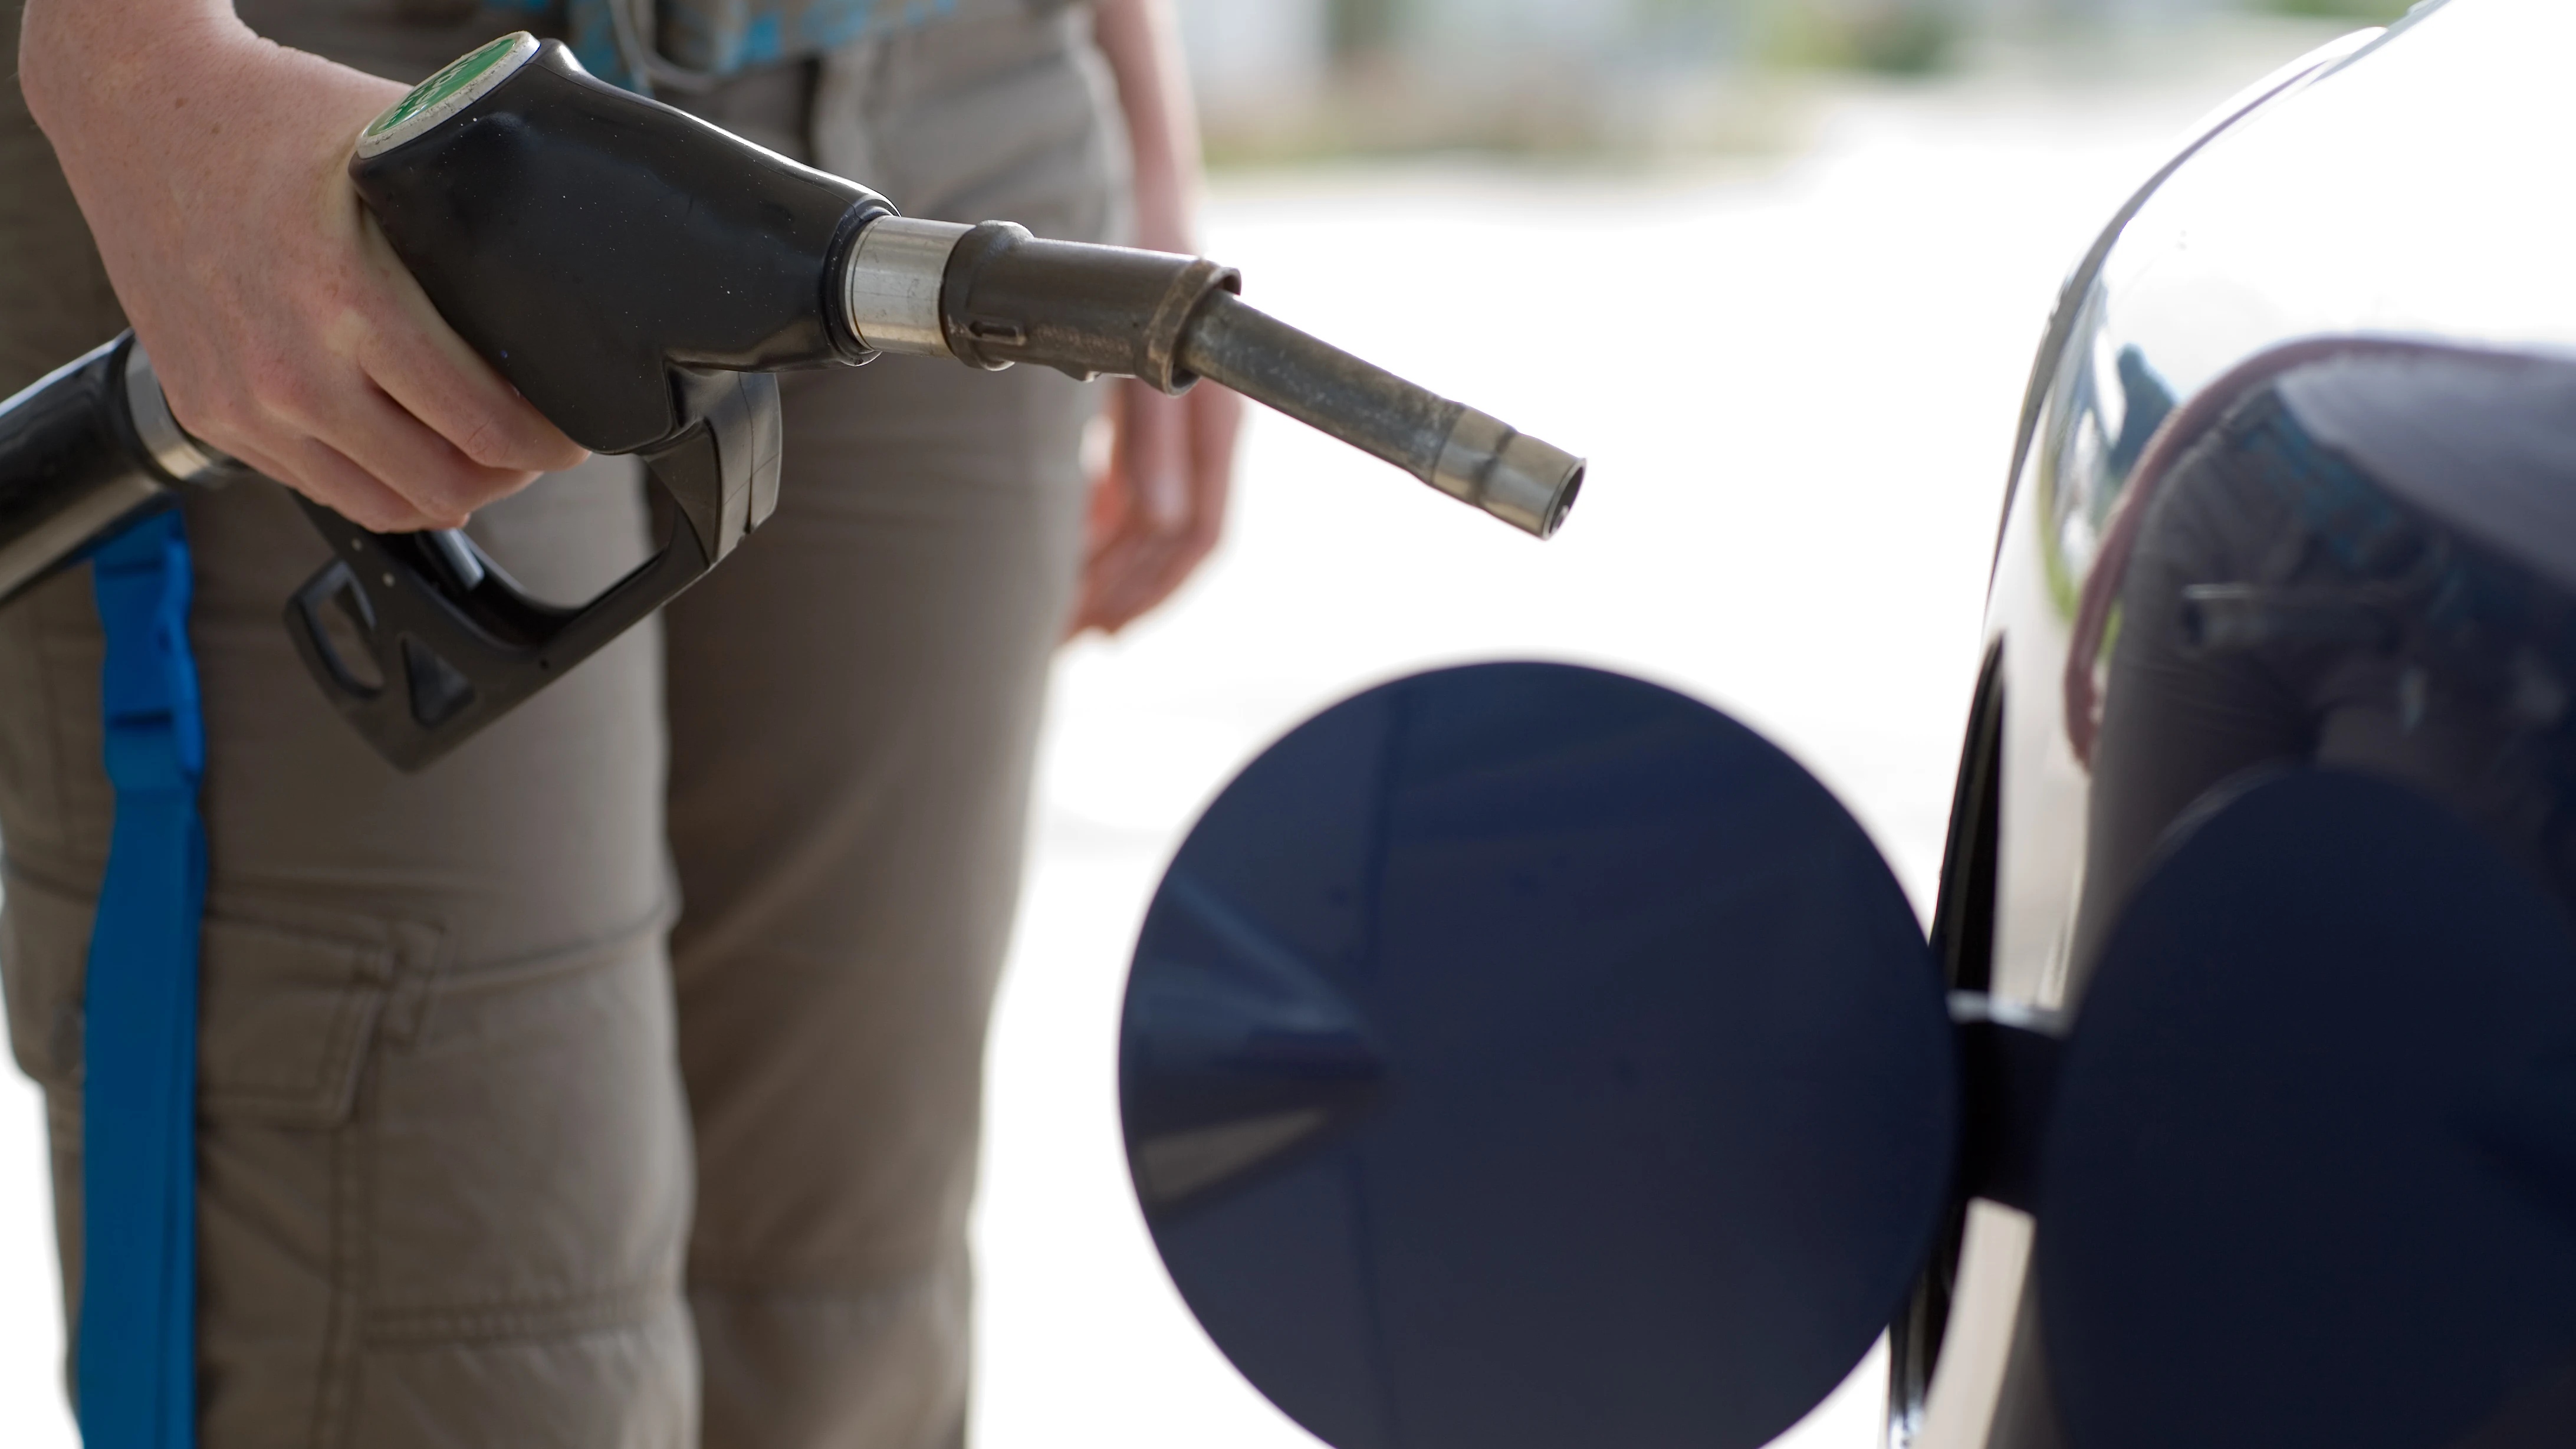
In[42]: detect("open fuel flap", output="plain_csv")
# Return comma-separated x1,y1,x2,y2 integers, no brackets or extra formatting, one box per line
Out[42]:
1116,662,1958,1449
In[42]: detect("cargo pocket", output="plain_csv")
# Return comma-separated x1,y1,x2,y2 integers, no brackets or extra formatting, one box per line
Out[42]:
1,869,448,1443
189,899,444,1449
0,865,438,1109
332,911,698,1449
357,910,688,1333
196,903,438,1127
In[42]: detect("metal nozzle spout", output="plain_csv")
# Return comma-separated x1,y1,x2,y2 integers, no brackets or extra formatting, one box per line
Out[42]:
855,215,1586,538
1170,292,1583,538
1429,409,1585,540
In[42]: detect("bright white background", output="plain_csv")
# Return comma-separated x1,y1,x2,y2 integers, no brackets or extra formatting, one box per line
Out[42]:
0,28,2338,1447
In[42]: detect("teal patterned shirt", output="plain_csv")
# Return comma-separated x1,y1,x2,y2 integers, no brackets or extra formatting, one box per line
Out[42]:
556,0,974,90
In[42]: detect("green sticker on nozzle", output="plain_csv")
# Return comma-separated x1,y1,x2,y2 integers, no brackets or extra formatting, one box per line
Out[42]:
357,31,538,157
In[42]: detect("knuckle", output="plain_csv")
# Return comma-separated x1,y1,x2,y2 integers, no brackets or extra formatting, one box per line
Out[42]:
170,390,247,449
400,474,478,523
454,409,577,474
450,415,510,469
242,362,325,428
317,486,414,534
433,459,536,517
232,349,297,406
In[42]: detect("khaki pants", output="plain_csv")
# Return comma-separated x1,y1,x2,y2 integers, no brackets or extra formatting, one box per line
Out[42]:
0,5,1124,1445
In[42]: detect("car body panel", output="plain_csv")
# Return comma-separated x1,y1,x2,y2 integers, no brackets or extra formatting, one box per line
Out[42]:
1917,2,2576,1442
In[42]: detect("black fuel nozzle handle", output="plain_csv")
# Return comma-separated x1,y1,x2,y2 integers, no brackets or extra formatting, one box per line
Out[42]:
284,368,778,770
350,34,883,449
315,29,1579,768
2,28,1583,772
355,34,1583,544
287,33,878,768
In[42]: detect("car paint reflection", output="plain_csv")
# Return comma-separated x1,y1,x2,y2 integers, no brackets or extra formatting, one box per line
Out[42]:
1912,1,2576,1443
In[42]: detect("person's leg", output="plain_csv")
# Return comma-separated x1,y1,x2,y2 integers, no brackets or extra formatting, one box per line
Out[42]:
663,346,1083,1447
1,477,699,1449
0,9,698,1443
661,14,1122,1448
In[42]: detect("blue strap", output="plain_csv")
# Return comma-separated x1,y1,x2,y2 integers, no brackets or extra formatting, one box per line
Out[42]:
77,507,207,1449
561,0,960,91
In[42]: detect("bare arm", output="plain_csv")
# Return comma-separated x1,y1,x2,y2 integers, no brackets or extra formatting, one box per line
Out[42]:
1070,0,1242,636
1090,0,1202,255
18,0,583,530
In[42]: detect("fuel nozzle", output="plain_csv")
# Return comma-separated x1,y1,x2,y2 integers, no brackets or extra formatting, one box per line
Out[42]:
351,34,1581,540
1181,292,1585,540
0,31,1590,772
843,219,1584,540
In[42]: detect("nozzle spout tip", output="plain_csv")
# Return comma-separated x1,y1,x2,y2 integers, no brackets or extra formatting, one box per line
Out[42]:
1430,409,1585,539
1535,456,1586,539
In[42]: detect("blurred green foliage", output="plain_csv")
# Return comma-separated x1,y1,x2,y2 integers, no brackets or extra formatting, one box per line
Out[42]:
2262,0,2413,18
1845,10,1953,74
1322,0,1957,77
1326,0,1398,57
1753,0,1957,76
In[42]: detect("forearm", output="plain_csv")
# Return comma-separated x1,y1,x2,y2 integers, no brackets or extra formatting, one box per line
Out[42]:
1089,0,1204,253
18,0,374,273
20,0,254,129
14,1,578,527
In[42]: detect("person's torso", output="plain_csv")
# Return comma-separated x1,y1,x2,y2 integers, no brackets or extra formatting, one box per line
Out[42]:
234,0,1075,87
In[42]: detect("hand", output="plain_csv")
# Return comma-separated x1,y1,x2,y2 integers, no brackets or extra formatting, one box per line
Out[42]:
1073,0,1239,637
1067,376,1241,637
19,1,586,531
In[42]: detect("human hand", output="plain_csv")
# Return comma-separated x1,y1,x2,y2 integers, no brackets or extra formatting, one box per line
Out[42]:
19,1,584,531
1066,375,1241,637
1073,0,1241,638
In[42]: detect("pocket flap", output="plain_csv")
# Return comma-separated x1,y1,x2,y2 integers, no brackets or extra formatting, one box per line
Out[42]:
6,869,437,1125
198,912,404,1126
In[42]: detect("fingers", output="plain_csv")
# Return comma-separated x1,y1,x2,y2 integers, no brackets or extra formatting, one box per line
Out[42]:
210,426,444,533
158,225,563,527
1118,382,1192,533
307,390,527,529
365,344,584,478
1188,382,1244,497
1069,383,1241,636
39,34,580,533
173,357,541,529
351,212,588,477
280,437,466,533
1070,530,1162,635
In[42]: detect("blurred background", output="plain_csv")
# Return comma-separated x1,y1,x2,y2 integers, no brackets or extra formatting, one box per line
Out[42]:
1,0,2404,1445
1171,0,2401,157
